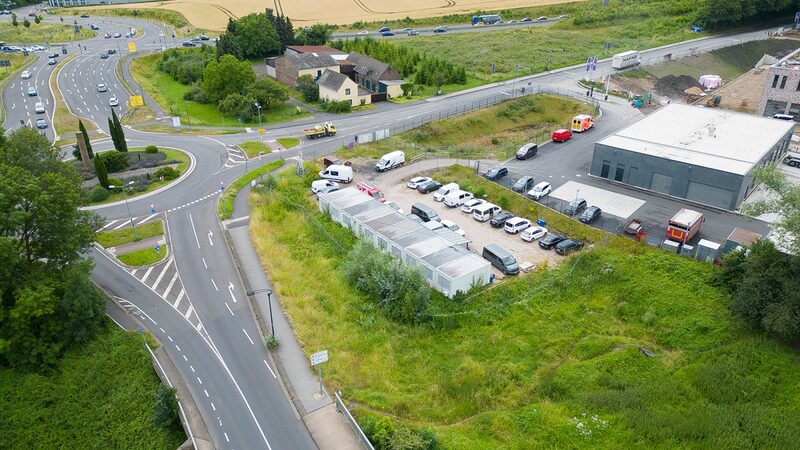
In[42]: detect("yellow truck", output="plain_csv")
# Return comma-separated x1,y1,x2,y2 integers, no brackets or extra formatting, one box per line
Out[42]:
304,121,336,139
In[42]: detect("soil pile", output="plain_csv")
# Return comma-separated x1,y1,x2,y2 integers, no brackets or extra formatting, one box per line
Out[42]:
654,75,703,98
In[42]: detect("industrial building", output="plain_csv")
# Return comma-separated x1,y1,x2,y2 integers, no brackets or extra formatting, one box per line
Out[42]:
758,47,800,118
590,104,794,210
318,188,491,297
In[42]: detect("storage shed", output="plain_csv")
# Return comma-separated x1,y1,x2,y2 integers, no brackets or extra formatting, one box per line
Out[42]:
319,188,491,297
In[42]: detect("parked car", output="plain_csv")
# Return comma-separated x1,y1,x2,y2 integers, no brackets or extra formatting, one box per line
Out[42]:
311,179,340,194
563,198,587,216
20,70,31,79
357,31,369,36
527,182,552,200
784,154,800,167
444,190,474,207
411,203,440,222
483,244,519,275
433,26,447,33
538,233,567,250
27,87,37,96
521,226,547,242
490,211,516,228
433,182,459,202
182,41,197,47
35,118,47,129
96,83,107,92
461,198,486,213
385,201,404,214
513,176,535,193
417,180,442,194
407,176,432,189
579,206,602,224
109,97,119,107
515,142,538,160
552,128,573,142
440,219,466,237
504,217,531,234
520,17,532,22
555,239,584,255
483,166,508,181
472,202,501,222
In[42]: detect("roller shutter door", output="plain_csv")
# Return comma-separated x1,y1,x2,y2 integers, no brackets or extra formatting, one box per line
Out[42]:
650,173,673,195
685,181,735,209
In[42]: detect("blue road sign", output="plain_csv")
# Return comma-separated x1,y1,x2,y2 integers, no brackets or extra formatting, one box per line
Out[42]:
154,244,161,252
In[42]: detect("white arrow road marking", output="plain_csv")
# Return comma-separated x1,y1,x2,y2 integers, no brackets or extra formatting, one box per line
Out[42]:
228,282,236,303
207,230,214,246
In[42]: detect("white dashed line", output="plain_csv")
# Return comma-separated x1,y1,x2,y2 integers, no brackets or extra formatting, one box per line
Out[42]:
183,355,188,362
167,335,173,342
225,302,234,316
263,360,277,379
175,344,181,352
204,389,209,398
242,328,254,345
190,365,195,373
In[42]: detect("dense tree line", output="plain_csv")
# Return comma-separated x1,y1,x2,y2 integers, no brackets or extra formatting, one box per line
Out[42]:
332,38,466,87
156,46,216,84
216,9,294,60
0,128,105,368
695,0,798,28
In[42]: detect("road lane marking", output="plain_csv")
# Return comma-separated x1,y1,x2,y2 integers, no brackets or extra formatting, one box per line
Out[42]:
197,377,202,385
225,302,234,316
211,402,216,411
162,272,179,298
188,213,200,249
136,213,157,225
183,355,188,362
190,365,195,372
211,279,218,291
141,266,154,282
263,360,277,379
204,389,209,397
151,257,173,291
242,328,254,345
184,304,194,319
167,336,173,342
130,269,137,276
159,327,165,333
228,282,236,303
202,257,207,269
224,433,229,443
207,230,214,246
174,288,185,307
112,219,131,230
175,344,181,351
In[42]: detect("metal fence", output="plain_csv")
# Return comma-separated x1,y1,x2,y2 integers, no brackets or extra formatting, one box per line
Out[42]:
335,391,375,450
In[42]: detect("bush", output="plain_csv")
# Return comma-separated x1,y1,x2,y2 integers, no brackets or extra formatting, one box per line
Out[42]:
182,84,207,103
106,177,123,188
296,74,319,102
98,151,130,172
144,145,159,154
88,185,110,202
154,166,180,181
152,384,179,429
322,99,351,113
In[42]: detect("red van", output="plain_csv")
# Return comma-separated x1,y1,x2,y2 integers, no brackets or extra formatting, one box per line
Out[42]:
552,128,573,143
357,181,385,202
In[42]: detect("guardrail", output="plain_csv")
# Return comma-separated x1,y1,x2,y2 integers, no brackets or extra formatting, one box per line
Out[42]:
335,391,375,450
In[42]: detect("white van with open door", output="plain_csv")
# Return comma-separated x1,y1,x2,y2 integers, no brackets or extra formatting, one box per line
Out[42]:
318,164,353,183
375,151,405,172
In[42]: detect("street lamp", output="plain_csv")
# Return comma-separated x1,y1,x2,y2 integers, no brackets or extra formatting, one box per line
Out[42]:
109,181,138,239
246,288,274,337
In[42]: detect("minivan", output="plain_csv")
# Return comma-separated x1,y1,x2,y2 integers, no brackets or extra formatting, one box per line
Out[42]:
433,182,459,202
472,203,501,222
411,203,440,222
375,150,405,172
515,143,538,160
443,189,473,207
318,164,353,183
512,176,535,193
482,244,519,275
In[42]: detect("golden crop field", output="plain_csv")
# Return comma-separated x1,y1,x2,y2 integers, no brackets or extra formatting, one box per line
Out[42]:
92,0,577,30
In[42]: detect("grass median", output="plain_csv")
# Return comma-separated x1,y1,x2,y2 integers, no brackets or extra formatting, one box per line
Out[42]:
240,141,271,158
248,163,800,448
276,137,300,149
118,244,168,266
217,159,284,220
96,220,164,248
0,21,94,43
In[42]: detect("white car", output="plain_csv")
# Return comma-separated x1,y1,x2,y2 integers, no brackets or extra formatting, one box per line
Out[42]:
109,97,119,107
357,31,369,35
30,45,45,51
461,198,485,213
504,217,531,234
21,70,31,79
311,179,340,194
96,83,107,92
440,219,466,237
527,181,552,200
521,226,547,242
385,201,404,214
406,176,432,189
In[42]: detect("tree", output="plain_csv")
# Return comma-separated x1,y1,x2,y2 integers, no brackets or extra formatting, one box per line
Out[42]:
78,120,94,159
0,128,103,368
201,55,255,103
249,77,288,110
233,13,281,58
215,31,242,60
296,24,334,46
11,13,17,27
296,74,319,102
266,8,295,50
741,165,800,255
94,154,108,188
23,18,30,28
218,92,257,121
111,109,127,152
34,15,41,24
152,384,180,429
108,117,119,151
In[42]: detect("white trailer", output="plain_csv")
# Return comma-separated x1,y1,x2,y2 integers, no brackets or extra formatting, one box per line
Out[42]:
612,50,641,70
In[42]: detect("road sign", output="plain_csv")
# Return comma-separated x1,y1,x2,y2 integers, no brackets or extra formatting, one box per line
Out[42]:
130,95,144,107
258,128,266,134
127,41,137,52
154,244,161,252
310,350,328,366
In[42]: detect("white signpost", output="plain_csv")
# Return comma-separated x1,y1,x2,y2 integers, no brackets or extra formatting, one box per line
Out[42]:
310,350,329,396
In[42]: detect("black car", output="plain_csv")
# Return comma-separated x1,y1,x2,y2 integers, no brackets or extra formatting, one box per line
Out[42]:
512,176,535,193
579,206,602,224
417,180,442,194
490,211,516,228
483,166,508,181
182,41,197,47
433,26,447,33
563,198,587,216
49,52,59,59
107,48,117,54
555,239,584,255
538,233,567,250
80,13,90,18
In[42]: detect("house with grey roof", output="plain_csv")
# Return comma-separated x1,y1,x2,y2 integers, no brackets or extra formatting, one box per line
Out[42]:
346,52,405,99
272,52,340,87
317,69,372,107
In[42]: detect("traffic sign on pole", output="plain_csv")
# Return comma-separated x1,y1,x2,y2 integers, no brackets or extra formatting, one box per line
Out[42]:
310,350,328,366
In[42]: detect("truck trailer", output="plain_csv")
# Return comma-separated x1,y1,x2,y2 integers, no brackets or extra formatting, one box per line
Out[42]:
666,209,704,243
611,50,641,70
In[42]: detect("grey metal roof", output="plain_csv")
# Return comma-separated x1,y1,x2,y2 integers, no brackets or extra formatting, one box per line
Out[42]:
347,52,401,81
287,52,338,70
316,69,350,91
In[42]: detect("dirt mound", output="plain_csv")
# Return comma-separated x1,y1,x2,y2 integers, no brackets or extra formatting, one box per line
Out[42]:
654,75,704,98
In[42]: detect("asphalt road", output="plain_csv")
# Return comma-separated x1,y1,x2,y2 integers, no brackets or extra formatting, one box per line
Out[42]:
332,16,564,40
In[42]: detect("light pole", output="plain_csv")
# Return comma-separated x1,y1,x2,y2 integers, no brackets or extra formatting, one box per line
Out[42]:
246,288,274,337
573,188,581,216
254,102,263,142
110,181,138,239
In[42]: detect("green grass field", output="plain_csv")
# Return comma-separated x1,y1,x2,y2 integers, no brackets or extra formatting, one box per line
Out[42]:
240,141,271,158
276,137,300,149
249,166,800,449
51,7,203,37
217,159,285,220
118,244,168,266
0,21,94,43
337,94,597,161
0,322,185,449
130,54,309,127
96,220,164,248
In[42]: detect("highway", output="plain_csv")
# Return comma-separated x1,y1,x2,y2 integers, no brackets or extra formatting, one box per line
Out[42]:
1,4,787,448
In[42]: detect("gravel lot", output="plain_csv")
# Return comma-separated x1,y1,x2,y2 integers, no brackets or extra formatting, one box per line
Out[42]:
351,159,562,278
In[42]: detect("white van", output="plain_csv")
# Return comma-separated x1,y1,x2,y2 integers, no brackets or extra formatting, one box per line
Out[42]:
34,102,45,114
318,164,353,183
443,189,473,207
433,182,459,202
472,202,501,222
375,150,405,172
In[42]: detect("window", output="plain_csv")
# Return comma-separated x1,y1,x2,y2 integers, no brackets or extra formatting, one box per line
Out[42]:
614,164,625,182
600,160,610,178
345,88,351,95
764,100,788,117
772,75,780,88
780,76,788,89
